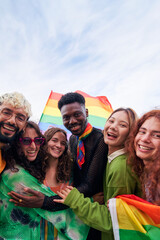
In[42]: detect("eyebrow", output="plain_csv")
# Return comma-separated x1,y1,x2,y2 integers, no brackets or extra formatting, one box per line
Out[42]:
2,108,12,111
110,117,129,125
140,127,160,133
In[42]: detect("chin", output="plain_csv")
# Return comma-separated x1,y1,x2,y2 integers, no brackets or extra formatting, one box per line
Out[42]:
27,158,36,162
0,132,16,144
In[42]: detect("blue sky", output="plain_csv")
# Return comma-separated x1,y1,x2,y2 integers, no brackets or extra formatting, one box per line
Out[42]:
0,0,160,122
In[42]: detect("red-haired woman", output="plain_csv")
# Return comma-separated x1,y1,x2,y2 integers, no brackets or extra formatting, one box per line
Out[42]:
127,109,160,205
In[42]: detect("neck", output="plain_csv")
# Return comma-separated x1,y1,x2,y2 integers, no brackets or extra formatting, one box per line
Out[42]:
45,157,59,187
143,160,154,171
47,156,58,168
108,146,124,155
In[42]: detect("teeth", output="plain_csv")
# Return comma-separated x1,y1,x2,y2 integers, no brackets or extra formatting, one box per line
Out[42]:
139,145,151,150
4,125,15,132
28,151,36,154
108,133,117,137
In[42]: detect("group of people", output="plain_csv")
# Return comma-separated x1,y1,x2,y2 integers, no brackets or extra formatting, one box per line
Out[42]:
0,91,159,240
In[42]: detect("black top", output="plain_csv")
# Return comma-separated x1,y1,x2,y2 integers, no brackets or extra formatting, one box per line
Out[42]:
70,127,108,197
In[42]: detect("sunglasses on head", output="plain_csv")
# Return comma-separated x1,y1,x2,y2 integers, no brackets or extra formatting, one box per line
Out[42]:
19,137,45,146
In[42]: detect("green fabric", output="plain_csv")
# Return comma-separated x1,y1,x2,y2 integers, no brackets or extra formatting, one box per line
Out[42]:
104,154,141,203
119,225,160,240
64,154,142,240
0,165,89,240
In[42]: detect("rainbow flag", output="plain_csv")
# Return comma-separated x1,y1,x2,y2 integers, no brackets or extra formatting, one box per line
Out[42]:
39,90,113,134
109,195,160,240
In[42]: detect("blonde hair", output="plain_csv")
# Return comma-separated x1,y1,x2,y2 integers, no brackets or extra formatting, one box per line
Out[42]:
0,92,32,118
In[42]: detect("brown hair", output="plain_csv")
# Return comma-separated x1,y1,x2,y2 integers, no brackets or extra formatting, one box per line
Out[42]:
142,149,160,205
126,109,160,178
108,107,138,130
106,108,138,148
44,127,72,182
4,121,46,182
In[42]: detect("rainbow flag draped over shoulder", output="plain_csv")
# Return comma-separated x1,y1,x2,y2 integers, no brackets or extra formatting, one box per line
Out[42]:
39,90,113,134
109,195,160,240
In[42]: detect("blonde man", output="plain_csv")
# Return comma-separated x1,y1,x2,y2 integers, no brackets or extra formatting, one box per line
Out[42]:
0,91,31,173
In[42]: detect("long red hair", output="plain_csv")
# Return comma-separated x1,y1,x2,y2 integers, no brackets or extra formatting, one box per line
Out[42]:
126,109,160,204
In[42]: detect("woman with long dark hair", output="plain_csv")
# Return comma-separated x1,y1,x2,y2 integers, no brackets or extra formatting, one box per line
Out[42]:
0,121,89,240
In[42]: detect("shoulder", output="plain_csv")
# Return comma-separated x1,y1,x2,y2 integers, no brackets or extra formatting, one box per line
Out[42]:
109,154,127,170
87,127,103,141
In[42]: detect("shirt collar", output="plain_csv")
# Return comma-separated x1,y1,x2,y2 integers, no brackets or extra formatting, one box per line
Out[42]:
108,148,126,163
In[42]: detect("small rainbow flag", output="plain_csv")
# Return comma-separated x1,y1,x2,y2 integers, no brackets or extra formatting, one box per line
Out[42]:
39,90,113,134
109,195,160,240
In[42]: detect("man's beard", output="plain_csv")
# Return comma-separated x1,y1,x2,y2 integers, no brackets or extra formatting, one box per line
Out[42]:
0,121,20,144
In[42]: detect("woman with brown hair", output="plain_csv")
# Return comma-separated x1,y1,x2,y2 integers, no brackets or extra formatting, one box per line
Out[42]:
41,127,72,240
1,122,89,240
127,109,160,205
54,107,142,240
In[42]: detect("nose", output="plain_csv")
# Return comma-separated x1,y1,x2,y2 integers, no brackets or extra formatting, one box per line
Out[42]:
69,116,77,124
56,141,62,148
141,133,151,143
110,122,118,131
30,141,36,148
8,114,17,125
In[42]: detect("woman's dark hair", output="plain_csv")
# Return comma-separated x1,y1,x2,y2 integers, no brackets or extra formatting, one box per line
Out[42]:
4,121,46,182
44,127,72,182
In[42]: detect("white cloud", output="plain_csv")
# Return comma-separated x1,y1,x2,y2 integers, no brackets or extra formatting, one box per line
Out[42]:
0,0,160,121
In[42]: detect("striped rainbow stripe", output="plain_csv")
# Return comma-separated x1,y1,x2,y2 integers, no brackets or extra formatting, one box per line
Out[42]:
39,90,113,134
109,195,160,240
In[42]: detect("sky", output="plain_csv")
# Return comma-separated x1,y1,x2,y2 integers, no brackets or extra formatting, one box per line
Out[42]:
0,0,160,122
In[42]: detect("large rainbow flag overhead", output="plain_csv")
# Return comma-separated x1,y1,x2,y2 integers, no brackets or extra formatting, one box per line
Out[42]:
39,90,113,134
109,195,160,240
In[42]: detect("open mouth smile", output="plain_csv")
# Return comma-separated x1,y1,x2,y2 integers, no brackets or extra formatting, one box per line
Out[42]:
107,132,117,139
3,123,16,132
138,144,153,151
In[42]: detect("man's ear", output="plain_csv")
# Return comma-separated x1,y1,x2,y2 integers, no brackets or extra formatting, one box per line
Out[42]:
86,108,88,117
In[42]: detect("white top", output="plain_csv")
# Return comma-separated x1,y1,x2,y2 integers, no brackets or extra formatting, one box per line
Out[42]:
108,148,126,163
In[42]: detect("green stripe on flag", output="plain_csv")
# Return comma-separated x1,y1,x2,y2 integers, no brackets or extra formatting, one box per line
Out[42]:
40,114,107,129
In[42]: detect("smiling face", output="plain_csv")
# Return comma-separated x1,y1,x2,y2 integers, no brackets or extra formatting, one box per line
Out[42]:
0,102,27,143
104,110,130,154
134,117,160,167
20,127,40,162
60,102,88,136
47,131,67,159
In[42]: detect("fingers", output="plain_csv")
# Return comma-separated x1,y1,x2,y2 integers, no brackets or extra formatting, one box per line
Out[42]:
66,186,73,190
56,188,72,201
54,199,64,203
8,191,27,206
53,189,69,203
8,191,25,200
8,190,44,208
23,188,41,196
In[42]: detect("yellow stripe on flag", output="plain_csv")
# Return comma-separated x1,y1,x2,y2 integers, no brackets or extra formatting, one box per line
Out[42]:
87,106,111,118
43,106,61,117
117,199,160,233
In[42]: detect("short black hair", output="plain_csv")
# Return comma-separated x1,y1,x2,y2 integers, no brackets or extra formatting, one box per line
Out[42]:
58,92,85,110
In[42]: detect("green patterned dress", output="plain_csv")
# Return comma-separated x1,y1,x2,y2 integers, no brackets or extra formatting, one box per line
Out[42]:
0,165,89,240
